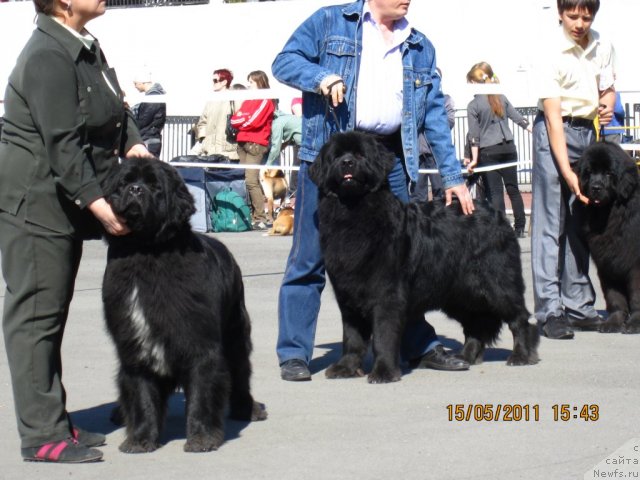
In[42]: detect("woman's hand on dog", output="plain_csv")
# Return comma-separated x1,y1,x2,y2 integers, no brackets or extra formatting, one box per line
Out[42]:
89,198,131,236
446,184,475,215
126,143,155,159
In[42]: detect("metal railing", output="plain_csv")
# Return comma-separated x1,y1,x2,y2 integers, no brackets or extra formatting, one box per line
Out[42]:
151,103,640,184
160,115,198,162
106,0,208,8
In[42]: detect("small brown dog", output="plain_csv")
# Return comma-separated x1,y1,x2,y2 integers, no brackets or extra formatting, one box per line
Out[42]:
268,206,294,236
259,168,288,223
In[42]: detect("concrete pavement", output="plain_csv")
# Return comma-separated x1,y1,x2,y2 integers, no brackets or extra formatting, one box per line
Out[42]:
0,232,638,480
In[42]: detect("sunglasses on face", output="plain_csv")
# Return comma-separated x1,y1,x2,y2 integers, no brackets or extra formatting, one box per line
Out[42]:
213,78,222,83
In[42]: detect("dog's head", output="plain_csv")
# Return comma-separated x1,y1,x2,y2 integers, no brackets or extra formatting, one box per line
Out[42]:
576,142,639,207
103,158,196,242
308,131,395,198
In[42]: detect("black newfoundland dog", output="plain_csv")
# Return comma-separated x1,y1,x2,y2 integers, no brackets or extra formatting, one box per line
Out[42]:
576,142,640,334
308,131,539,384
102,158,266,453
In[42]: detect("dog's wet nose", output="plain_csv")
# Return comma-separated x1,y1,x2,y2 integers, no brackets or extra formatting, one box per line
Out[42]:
129,184,143,196
341,158,354,168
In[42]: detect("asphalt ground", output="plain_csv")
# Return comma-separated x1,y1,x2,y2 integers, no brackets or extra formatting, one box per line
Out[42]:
0,230,638,480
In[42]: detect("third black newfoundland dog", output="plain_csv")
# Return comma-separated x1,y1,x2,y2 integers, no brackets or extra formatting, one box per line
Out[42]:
576,141,640,334
309,131,539,384
102,158,266,453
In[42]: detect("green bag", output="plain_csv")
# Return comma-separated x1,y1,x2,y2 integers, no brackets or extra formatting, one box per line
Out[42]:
210,188,252,232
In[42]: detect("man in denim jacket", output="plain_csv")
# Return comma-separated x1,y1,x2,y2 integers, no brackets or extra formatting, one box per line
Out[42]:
273,0,474,381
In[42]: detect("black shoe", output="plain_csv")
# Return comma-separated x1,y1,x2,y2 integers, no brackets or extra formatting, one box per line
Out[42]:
542,314,574,339
514,227,527,238
567,314,605,331
280,359,311,381
72,427,106,448
252,221,272,231
414,345,470,371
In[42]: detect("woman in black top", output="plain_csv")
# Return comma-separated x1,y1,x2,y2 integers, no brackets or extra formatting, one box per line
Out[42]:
466,62,532,237
0,0,152,463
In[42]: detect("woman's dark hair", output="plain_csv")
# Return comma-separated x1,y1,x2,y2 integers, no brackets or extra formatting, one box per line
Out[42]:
213,69,233,88
33,0,56,14
557,0,600,16
247,70,270,90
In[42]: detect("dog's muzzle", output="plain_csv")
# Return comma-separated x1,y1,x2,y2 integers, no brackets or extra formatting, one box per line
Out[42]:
340,157,356,182
129,184,144,197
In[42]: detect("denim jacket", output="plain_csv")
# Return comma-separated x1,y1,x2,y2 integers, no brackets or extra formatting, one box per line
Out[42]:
272,0,463,187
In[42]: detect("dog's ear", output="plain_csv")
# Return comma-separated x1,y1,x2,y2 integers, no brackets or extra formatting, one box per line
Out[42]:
366,138,395,178
616,150,639,201
102,162,124,200
574,157,588,191
158,161,196,231
308,149,327,187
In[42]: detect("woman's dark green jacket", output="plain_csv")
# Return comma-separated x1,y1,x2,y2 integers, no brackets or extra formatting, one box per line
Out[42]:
0,13,142,238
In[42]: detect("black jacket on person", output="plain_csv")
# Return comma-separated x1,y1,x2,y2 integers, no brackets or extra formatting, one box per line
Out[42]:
133,83,166,143
0,14,142,238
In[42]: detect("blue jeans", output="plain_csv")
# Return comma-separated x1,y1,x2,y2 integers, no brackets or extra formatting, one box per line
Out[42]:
277,158,440,366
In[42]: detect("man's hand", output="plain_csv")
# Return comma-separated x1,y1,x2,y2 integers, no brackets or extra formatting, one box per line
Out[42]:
445,184,475,215
598,103,613,126
320,74,345,107
563,169,590,205
88,197,130,236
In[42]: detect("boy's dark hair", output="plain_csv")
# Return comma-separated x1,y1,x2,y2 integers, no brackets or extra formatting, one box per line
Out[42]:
557,0,600,16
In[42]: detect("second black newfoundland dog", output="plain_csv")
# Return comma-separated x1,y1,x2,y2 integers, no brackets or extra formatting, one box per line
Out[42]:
102,158,266,453
309,132,539,384
576,141,640,334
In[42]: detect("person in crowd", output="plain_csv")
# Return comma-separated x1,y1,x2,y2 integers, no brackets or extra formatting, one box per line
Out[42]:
465,62,531,238
265,97,302,202
230,70,276,230
285,97,302,199
272,0,474,382
410,68,454,202
265,98,302,167
0,0,152,463
191,68,239,159
132,69,166,157
531,0,615,339
602,90,625,143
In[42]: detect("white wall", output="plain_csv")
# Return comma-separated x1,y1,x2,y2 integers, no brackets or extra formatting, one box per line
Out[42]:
1,0,639,115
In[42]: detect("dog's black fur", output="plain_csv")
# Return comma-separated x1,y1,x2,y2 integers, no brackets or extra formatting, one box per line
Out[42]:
576,141,640,334
308,131,539,383
102,158,266,453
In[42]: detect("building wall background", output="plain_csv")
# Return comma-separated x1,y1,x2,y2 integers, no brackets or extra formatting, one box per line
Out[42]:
1,0,638,115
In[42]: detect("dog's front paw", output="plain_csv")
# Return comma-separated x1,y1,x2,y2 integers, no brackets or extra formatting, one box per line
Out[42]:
367,364,401,384
325,363,365,379
250,401,268,421
506,353,538,366
599,313,625,333
119,438,160,454
623,315,640,334
184,432,224,453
